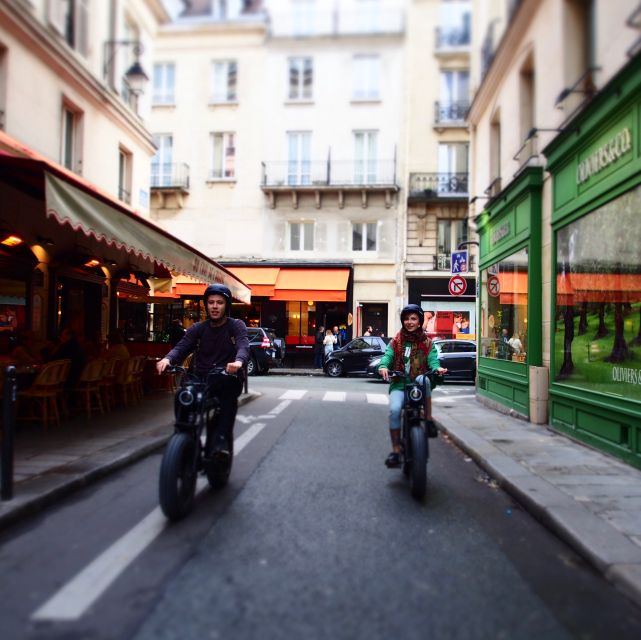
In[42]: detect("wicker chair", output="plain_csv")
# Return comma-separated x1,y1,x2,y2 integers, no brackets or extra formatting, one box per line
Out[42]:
17,359,71,427
71,358,106,419
99,357,122,412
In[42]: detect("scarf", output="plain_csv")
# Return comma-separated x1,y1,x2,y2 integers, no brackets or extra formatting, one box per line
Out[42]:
391,327,433,380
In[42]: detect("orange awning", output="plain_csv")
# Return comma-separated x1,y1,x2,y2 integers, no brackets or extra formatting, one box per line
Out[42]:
226,267,280,297
556,273,641,304
270,268,350,302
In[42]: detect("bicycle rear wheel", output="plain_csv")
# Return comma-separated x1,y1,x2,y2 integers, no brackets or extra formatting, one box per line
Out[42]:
159,433,198,521
409,426,427,500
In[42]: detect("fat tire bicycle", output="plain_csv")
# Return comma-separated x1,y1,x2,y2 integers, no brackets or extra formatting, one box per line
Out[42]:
158,366,235,521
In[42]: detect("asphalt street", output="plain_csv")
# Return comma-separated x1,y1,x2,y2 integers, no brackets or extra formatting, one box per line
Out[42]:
1,376,641,639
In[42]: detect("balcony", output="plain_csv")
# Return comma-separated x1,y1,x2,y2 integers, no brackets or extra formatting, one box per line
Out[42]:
150,163,190,208
434,26,471,52
408,173,469,201
261,158,399,209
434,101,469,127
269,8,405,38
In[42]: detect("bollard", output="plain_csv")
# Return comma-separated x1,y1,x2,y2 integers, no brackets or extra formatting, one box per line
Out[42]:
1,365,17,501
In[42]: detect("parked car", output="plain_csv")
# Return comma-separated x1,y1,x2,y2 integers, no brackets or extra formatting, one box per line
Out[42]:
246,327,284,375
324,336,391,377
367,338,476,383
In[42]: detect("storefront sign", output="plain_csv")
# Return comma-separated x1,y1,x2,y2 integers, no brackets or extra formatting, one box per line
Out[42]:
490,222,510,246
576,127,632,185
612,365,641,385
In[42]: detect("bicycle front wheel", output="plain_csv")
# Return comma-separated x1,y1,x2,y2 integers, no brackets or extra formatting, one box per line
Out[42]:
159,432,198,521
409,426,427,501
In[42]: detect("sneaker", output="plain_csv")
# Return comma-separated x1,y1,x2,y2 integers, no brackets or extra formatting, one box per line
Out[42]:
385,451,401,468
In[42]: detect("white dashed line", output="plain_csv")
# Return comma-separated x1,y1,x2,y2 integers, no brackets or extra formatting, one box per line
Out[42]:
323,391,346,402
366,394,389,405
280,389,307,400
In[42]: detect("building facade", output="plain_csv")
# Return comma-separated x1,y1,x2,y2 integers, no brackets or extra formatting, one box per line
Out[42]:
468,0,641,468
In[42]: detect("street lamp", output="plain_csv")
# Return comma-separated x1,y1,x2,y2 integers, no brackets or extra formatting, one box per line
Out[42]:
103,40,149,110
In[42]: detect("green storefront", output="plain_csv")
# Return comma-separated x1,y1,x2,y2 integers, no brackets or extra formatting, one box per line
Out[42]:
475,167,543,418
544,56,641,469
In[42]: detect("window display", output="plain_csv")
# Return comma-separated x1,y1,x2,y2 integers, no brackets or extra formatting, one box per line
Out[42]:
480,248,528,361
554,186,641,401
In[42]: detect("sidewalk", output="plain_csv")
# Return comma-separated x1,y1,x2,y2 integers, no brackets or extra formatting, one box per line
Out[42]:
2,371,641,609
433,395,641,609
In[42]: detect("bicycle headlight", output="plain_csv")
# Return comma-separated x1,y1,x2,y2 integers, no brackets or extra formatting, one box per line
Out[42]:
408,386,423,403
178,388,195,407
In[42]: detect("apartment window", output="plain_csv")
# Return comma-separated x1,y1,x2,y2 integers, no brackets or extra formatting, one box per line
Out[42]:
357,0,381,32
118,147,132,204
288,57,313,100
354,131,378,184
292,0,315,36
437,219,468,269
438,142,468,193
211,132,236,179
490,110,501,191
438,70,469,121
49,0,89,56
211,60,237,103
0,46,6,131
438,0,471,47
352,222,377,252
61,103,82,172
151,134,173,187
287,132,311,186
289,221,314,251
153,63,175,105
518,56,535,165
352,55,380,100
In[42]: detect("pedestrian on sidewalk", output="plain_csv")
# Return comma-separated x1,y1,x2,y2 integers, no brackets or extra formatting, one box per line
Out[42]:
314,325,326,368
323,329,336,360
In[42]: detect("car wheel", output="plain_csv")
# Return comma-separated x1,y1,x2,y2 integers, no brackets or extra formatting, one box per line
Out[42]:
246,357,257,376
326,361,344,377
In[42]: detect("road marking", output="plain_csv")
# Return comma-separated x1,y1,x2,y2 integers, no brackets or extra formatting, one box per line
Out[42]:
323,391,345,402
31,422,268,622
269,399,291,415
366,394,388,405
280,389,307,400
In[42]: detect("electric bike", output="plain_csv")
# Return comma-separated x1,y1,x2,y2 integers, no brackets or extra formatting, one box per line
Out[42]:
158,366,234,521
390,369,442,501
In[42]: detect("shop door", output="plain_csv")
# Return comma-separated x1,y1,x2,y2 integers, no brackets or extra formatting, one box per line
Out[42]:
57,278,102,339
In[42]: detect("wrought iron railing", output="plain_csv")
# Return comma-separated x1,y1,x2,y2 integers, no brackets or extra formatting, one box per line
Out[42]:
434,101,470,124
435,26,471,49
261,159,397,187
151,163,190,190
408,173,469,197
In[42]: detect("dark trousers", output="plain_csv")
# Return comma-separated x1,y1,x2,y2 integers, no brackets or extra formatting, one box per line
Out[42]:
314,345,324,368
205,373,243,449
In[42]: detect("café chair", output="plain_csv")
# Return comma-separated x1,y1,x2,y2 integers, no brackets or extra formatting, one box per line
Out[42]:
71,358,106,419
114,358,139,407
99,357,122,412
17,359,70,428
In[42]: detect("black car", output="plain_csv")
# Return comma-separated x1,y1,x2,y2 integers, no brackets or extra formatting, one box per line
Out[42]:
324,336,391,377
246,327,284,375
367,338,476,383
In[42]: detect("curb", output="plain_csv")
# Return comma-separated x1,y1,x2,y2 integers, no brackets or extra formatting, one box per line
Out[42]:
436,419,641,610
0,390,262,533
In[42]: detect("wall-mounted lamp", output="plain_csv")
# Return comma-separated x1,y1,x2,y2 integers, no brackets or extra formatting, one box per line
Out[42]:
83,258,101,268
103,40,149,109
555,67,599,108
103,258,118,267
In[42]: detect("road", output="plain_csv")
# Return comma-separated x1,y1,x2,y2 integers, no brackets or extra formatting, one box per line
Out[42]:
1,376,640,639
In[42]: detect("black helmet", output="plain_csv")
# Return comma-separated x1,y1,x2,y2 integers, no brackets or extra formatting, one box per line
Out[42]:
400,304,424,327
204,283,232,314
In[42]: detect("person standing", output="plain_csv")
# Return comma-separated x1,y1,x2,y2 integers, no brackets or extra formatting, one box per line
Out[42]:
314,325,326,368
323,329,337,360
332,325,341,350
364,325,374,336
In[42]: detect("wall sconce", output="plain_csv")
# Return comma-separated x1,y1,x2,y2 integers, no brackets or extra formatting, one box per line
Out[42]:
103,258,118,267
307,300,314,306
83,258,101,268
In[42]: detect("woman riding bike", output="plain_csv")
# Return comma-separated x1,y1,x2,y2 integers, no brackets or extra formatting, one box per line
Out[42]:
378,304,447,468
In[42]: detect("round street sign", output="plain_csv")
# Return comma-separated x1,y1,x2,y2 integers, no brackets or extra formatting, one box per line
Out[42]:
448,275,467,296
487,275,500,297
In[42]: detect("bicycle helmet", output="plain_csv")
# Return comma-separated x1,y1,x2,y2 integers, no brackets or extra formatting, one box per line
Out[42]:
203,283,232,315
400,304,424,327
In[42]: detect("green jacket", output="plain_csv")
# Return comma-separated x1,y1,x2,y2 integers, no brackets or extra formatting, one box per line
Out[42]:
378,340,440,393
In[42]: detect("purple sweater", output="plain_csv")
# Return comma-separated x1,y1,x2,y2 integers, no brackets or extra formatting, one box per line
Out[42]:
165,318,250,376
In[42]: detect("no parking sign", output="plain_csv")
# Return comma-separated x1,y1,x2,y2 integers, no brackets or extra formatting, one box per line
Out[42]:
448,275,467,296
487,275,500,297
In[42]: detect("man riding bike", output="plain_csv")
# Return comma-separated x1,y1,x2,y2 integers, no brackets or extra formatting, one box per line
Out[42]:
156,283,249,464
378,304,447,468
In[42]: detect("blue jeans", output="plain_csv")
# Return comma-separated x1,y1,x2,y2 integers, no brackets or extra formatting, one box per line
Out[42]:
388,374,431,431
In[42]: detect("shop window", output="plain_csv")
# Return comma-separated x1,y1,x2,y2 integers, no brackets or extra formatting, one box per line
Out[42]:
480,247,528,361
554,185,641,402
